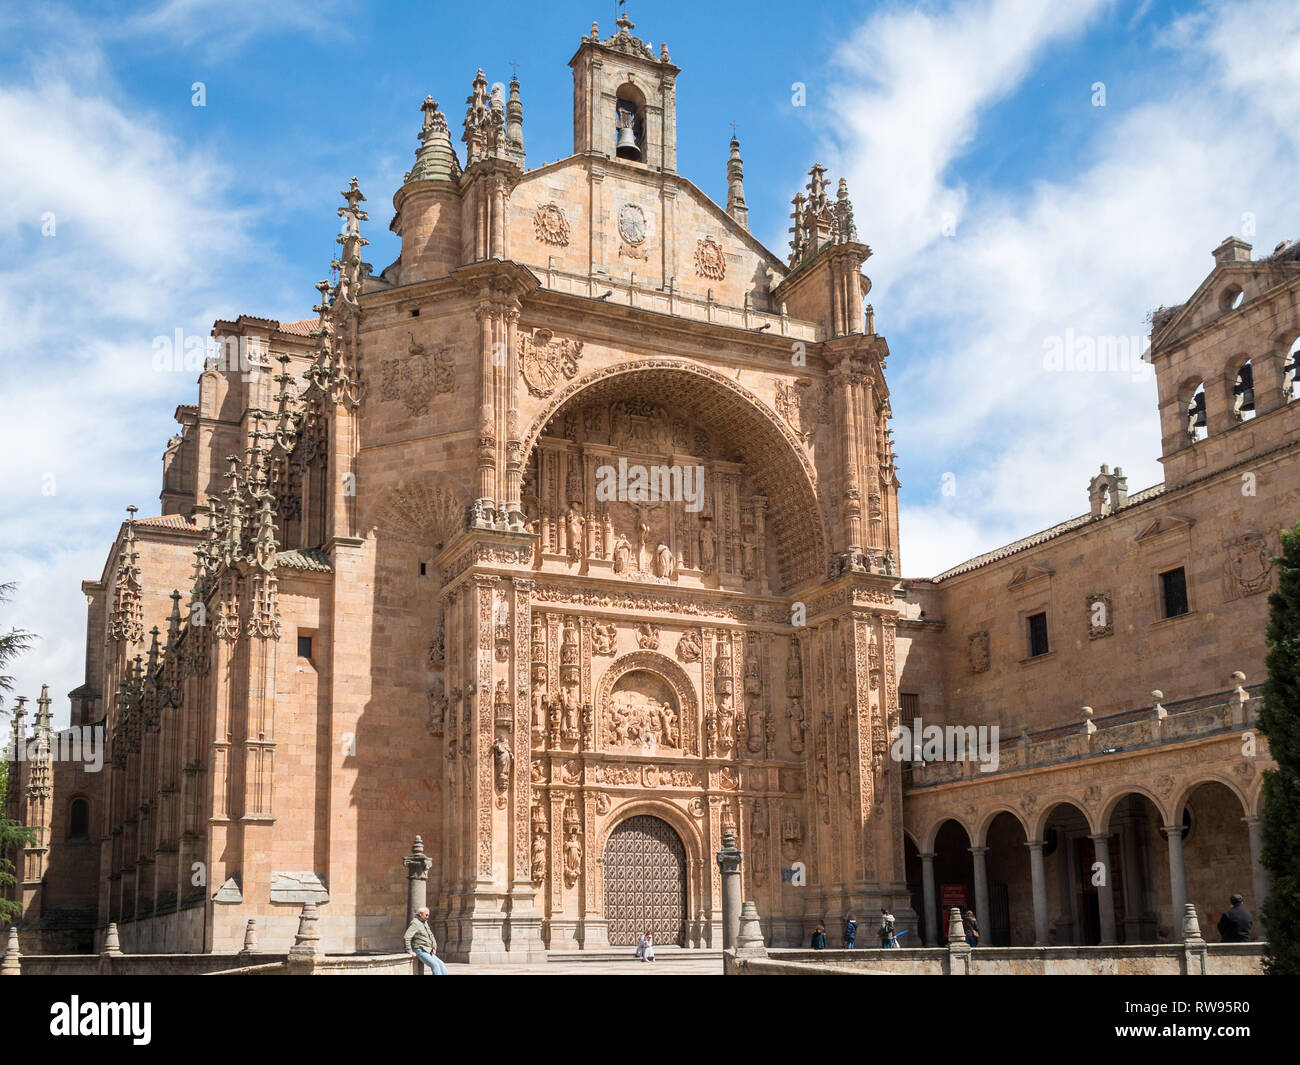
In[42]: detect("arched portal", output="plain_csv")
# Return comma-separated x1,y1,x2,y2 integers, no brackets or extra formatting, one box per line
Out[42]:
603,814,688,946
520,359,830,592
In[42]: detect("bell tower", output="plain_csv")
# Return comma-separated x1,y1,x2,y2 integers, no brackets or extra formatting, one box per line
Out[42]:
569,15,679,172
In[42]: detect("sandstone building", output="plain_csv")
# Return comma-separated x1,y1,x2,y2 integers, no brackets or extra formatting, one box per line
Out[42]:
6,15,1295,959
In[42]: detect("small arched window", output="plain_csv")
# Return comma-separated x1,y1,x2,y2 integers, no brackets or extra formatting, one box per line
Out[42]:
68,798,89,840
1186,381,1208,441
1233,360,1256,422
1220,284,1245,312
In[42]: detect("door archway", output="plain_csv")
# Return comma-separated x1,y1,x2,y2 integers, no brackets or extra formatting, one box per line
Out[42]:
603,814,688,946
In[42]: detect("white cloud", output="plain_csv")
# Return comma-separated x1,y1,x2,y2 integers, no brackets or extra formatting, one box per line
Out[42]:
0,35,291,723
814,0,1300,578
126,0,347,58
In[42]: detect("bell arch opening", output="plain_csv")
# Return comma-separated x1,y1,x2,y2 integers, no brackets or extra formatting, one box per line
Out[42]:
519,360,829,592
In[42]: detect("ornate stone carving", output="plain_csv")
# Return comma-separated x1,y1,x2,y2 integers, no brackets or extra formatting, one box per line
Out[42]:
695,236,726,280
1223,531,1274,599
378,334,455,416
532,202,570,246
592,622,617,655
675,628,701,662
968,630,990,673
617,203,647,246
636,623,660,649
563,830,582,886
520,328,584,398
1086,592,1114,640
492,736,512,808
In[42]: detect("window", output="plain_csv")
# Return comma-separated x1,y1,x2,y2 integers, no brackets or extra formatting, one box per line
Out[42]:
1027,612,1050,657
901,693,920,718
297,634,313,659
419,562,428,576
68,798,89,840
1233,361,1256,422
1160,567,1189,618
1186,382,1207,441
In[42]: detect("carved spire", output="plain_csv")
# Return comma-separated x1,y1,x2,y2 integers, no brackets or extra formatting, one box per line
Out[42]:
463,68,506,165
505,75,525,166
726,135,748,231
333,177,371,305
834,177,858,242
107,505,144,646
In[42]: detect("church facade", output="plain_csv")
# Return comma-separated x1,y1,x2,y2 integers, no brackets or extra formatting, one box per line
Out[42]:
6,16,1297,960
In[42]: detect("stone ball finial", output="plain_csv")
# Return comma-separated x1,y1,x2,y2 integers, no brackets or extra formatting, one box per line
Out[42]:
1231,671,1247,686
1082,706,1094,719
1151,690,1163,701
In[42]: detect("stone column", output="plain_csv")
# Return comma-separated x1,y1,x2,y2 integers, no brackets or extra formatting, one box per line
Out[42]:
1162,823,1188,939
919,851,937,946
1027,840,1050,946
1090,833,1117,946
1243,814,1269,921
1,927,20,976
970,845,990,944
717,830,742,951
404,835,433,924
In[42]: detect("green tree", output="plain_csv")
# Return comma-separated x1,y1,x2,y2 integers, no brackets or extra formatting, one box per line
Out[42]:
1260,523,1300,974
0,581,37,926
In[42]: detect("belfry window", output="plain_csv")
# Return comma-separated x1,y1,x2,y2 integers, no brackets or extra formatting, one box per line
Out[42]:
1285,338,1300,401
1233,360,1255,422
1186,382,1207,441
615,86,645,162
68,798,89,840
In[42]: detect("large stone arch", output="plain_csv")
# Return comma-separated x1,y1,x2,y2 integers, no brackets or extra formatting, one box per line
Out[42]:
520,358,830,590
594,650,701,755
974,804,1028,847
1030,793,1098,839
1170,773,1250,823
1099,783,1171,830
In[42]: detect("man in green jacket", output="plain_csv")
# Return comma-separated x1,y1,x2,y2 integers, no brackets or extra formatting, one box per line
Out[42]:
405,906,448,974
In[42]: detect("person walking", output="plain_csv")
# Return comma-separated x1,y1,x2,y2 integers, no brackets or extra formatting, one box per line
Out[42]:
878,908,897,949
810,923,827,950
842,914,858,949
404,906,448,975
1216,894,1254,941
963,908,980,948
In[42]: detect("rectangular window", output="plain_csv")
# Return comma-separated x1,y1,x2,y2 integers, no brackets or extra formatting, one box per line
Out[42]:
1027,612,1050,657
419,562,428,576
901,693,920,717
1161,567,1189,618
297,635,313,660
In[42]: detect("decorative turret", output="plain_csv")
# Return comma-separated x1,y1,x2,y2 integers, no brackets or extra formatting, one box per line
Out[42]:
726,136,748,231
463,69,507,165
107,506,144,647
406,97,462,185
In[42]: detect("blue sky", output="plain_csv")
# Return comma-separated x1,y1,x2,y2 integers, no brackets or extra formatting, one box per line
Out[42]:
2,0,1299,718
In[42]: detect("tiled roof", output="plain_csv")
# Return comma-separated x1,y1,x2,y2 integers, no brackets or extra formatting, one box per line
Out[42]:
274,548,333,573
930,484,1166,582
135,514,201,531
277,318,317,337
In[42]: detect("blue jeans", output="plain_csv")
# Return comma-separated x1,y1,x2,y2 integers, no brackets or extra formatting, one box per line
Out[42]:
414,949,448,975
843,939,856,949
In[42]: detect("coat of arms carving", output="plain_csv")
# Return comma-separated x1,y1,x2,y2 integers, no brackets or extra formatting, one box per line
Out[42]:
532,202,570,246
968,630,990,673
379,334,455,416
695,236,726,280
1222,531,1274,599
520,328,584,398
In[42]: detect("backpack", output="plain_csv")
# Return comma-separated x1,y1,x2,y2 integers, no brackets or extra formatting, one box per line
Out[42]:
879,916,895,937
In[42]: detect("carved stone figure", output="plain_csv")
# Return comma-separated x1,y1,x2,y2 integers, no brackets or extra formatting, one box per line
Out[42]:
655,542,675,579
676,628,701,662
531,833,547,884
491,736,512,798
699,518,716,574
593,622,617,655
787,696,806,753
636,623,659,650
566,506,584,563
612,534,631,574
563,831,582,886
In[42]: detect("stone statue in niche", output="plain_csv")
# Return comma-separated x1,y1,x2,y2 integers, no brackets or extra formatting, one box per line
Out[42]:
746,703,764,754
612,535,631,574
561,685,580,736
566,506,584,563
787,696,806,753
655,543,675,579
491,736,512,805
699,517,716,575
564,831,582,886
531,833,547,884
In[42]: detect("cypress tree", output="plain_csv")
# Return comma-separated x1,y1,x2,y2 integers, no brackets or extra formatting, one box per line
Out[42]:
1260,522,1300,974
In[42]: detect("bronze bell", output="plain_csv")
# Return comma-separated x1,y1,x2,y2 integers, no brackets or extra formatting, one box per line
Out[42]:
615,103,641,160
